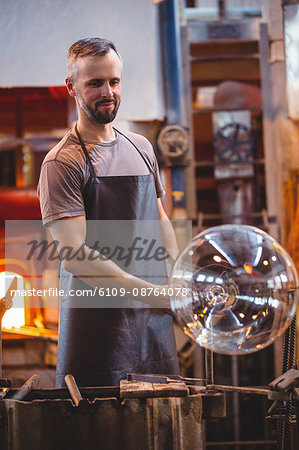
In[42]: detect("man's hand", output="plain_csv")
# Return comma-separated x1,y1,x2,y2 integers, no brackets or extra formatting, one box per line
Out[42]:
48,216,173,309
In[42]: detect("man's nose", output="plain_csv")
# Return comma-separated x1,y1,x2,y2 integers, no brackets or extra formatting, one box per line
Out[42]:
100,82,113,98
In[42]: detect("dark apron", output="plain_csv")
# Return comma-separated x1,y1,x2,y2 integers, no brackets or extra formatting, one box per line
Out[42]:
56,126,179,387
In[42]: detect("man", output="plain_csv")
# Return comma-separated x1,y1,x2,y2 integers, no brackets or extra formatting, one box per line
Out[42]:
38,38,180,387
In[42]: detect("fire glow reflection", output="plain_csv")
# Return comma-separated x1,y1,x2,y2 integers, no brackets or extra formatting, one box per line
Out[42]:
0,272,25,329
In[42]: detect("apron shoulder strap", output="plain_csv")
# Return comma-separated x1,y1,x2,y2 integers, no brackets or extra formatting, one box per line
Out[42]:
113,128,154,174
75,124,97,178
75,124,154,177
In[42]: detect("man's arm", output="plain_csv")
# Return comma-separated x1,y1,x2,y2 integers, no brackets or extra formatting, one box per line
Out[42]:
157,199,179,263
48,215,170,307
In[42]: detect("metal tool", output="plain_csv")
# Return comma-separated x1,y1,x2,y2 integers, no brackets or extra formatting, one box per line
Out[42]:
206,384,271,396
127,373,205,386
11,374,40,401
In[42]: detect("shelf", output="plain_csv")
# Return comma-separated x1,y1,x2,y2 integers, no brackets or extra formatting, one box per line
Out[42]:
192,107,262,114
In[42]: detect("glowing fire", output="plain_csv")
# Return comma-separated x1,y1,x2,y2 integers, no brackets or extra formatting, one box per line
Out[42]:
0,272,26,329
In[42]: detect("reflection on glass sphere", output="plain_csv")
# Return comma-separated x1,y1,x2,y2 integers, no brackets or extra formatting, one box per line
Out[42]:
170,225,298,355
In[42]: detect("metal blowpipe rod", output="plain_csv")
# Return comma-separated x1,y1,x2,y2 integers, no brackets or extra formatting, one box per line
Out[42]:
12,374,40,401
206,384,270,395
205,349,214,385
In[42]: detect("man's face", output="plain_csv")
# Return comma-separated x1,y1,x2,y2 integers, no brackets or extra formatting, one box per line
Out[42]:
71,51,122,125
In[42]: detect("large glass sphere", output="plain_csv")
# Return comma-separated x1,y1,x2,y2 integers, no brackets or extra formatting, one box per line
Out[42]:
170,225,298,354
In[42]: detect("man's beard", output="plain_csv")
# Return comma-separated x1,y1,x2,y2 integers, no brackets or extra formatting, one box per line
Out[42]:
77,95,119,125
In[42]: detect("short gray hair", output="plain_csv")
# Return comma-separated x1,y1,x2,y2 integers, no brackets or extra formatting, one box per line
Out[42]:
67,37,121,80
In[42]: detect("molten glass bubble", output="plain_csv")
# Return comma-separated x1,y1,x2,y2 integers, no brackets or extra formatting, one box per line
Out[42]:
170,225,298,354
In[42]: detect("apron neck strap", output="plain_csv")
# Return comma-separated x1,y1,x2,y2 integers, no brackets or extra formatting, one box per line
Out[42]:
75,124,97,178
75,124,154,177
113,127,154,174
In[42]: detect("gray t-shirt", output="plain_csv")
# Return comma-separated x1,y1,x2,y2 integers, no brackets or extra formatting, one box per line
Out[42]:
38,129,165,225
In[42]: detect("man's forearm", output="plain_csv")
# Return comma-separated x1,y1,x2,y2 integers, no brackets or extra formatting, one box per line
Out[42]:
63,243,170,308
48,216,172,309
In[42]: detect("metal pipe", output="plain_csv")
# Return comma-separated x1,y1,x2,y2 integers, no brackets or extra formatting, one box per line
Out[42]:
158,0,183,125
12,374,40,401
232,355,240,450
218,0,226,18
206,384,270,396
158,0,187,215
205,349,214,385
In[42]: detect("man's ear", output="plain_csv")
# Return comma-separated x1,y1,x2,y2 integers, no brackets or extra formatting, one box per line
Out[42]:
66,77,76,98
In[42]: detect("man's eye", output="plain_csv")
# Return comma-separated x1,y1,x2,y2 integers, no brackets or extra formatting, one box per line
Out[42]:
110,80,119,87
89,82,99,87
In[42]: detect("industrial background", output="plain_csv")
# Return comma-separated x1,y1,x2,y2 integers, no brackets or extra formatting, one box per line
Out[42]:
0,0,299,449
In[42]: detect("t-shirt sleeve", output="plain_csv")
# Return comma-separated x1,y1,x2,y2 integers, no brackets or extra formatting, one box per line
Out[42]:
126,132,165,198
38,160,85,226
139,136,165,198
152,155,165,199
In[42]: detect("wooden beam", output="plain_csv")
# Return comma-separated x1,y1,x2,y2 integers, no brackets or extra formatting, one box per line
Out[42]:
190,40,259,57
191,57,260,83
